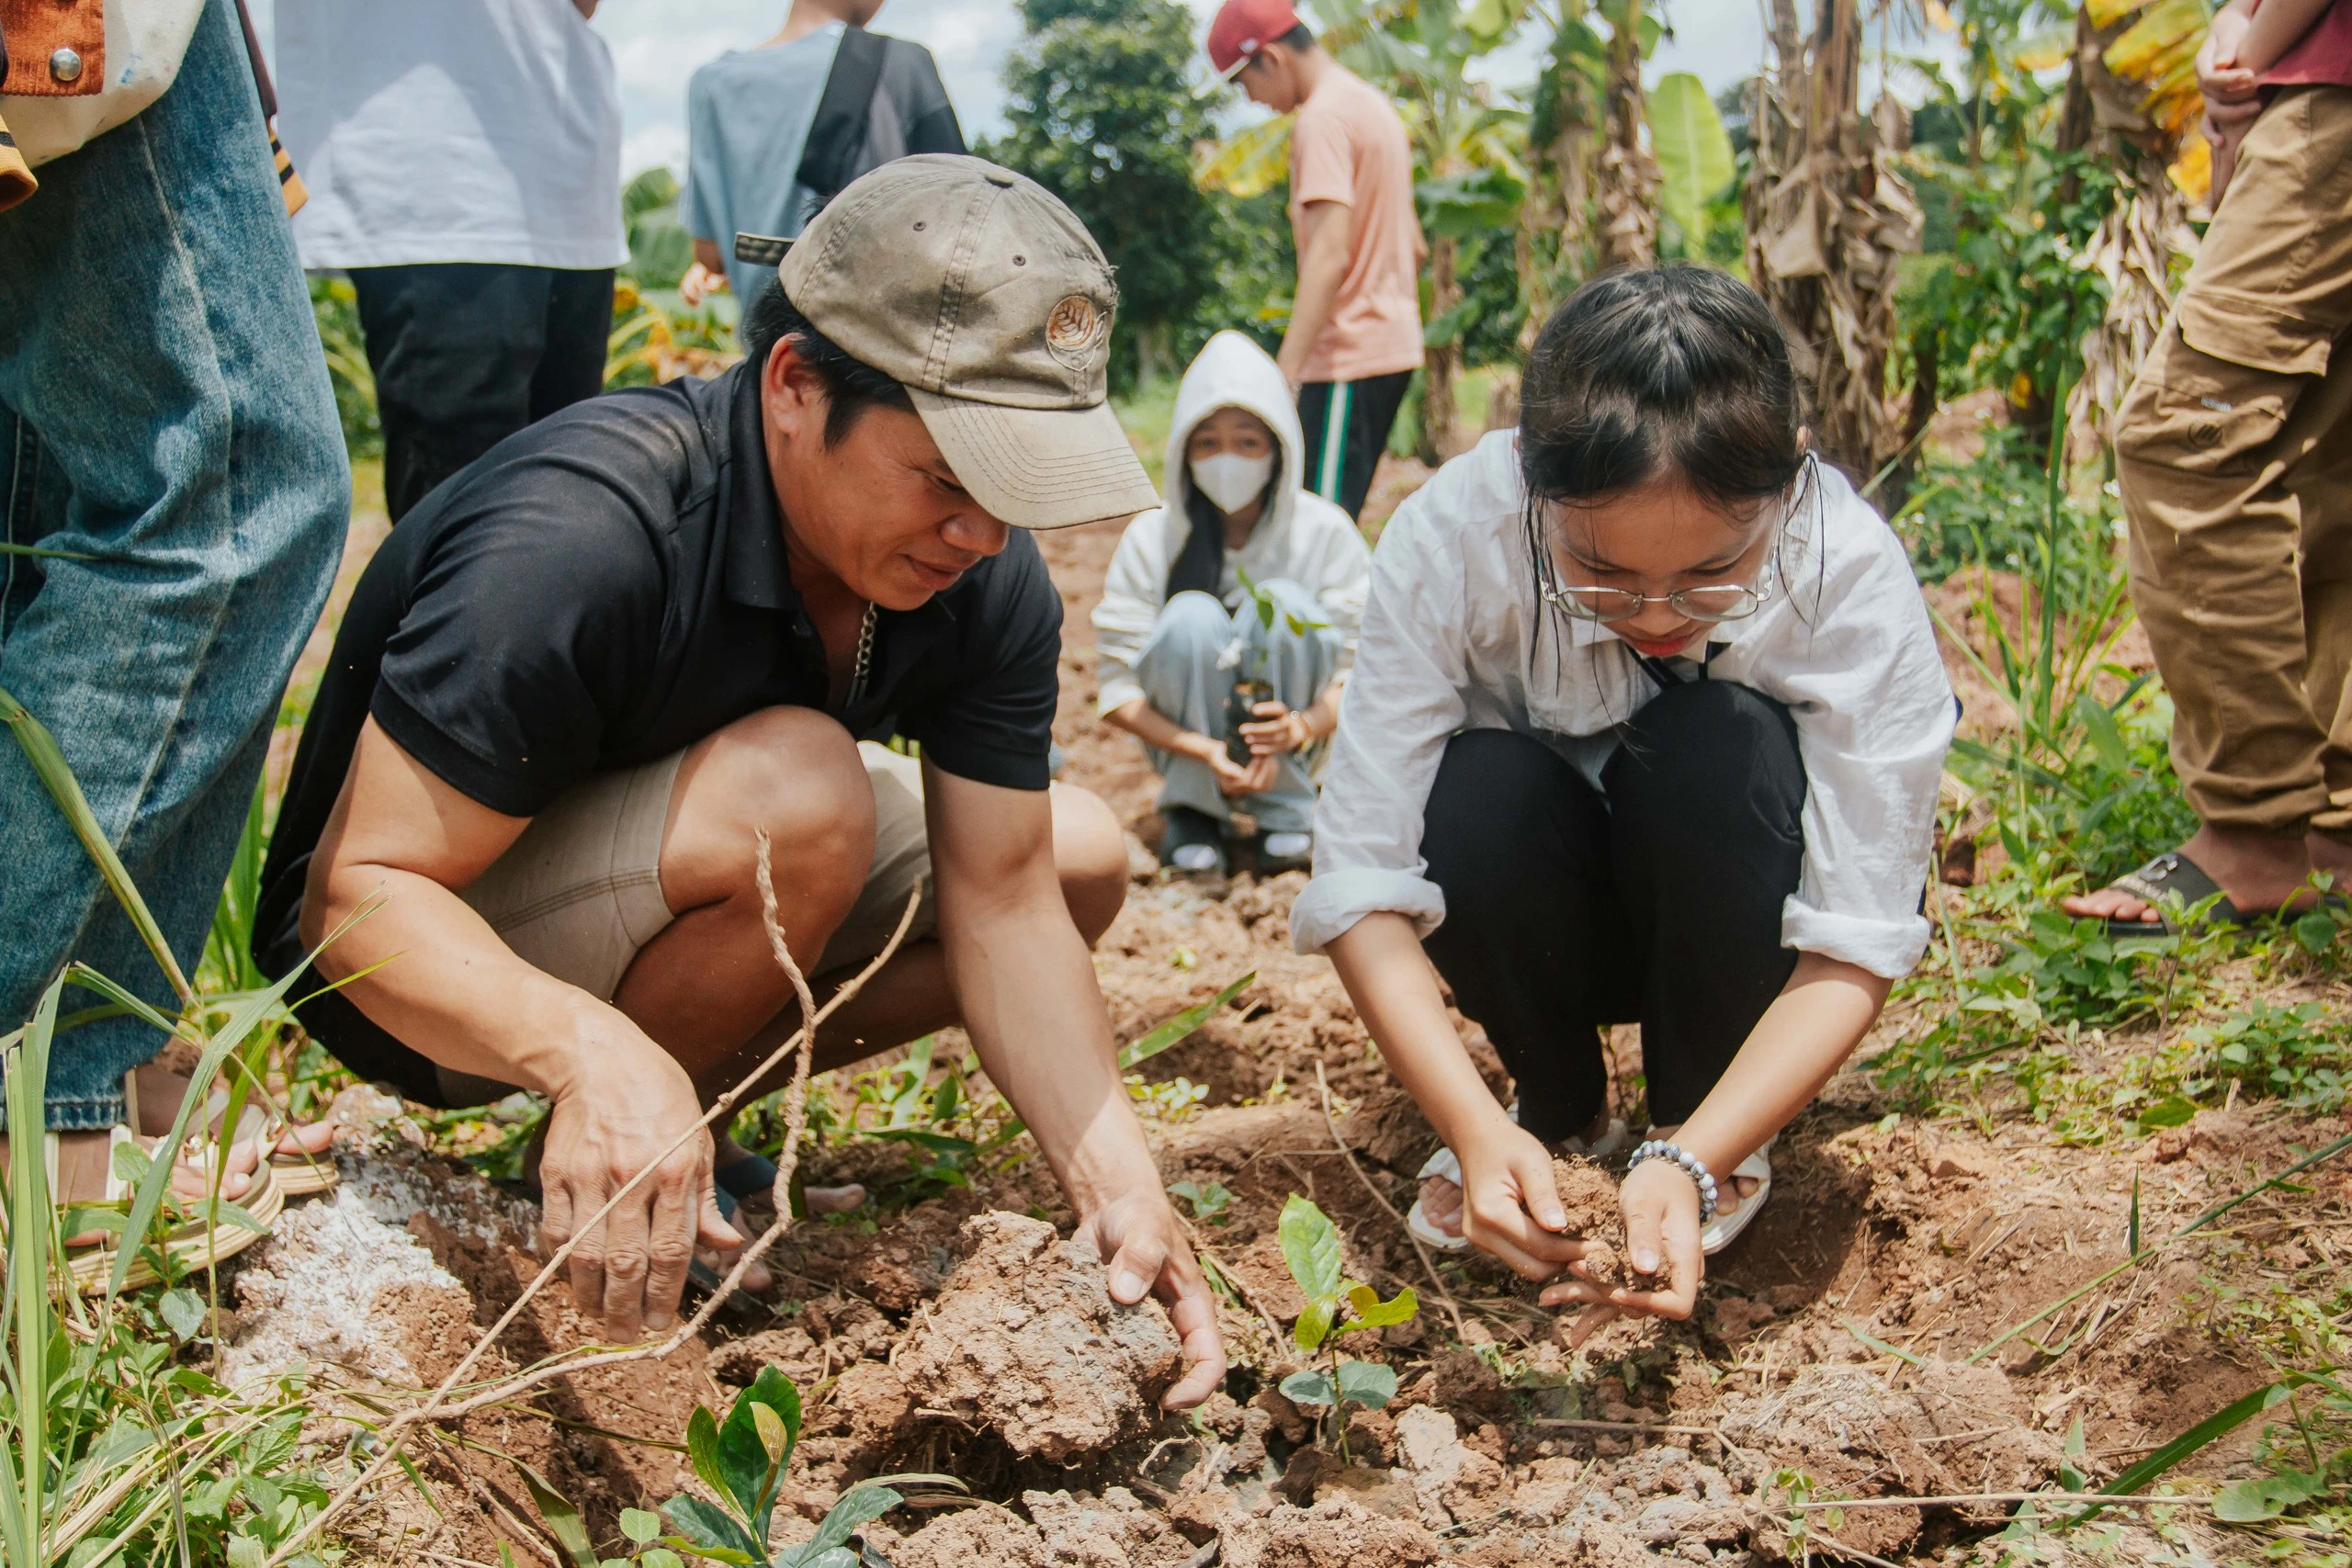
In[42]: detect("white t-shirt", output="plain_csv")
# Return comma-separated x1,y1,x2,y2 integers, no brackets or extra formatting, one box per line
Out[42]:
276,0,628,270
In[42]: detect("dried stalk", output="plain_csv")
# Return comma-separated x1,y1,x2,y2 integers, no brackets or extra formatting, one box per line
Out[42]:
1312,1061,1466,1339
266,845,922,1567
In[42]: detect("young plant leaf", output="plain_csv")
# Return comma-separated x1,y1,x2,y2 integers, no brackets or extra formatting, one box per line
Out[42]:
1119,972,1255,1070
621,1507,662,1544
717,1364,802,1534
158,1286,208,1343
2213,1469,2326,1522
1344,1282,1419,1330
752,1402,790,1464
662,1495,763,1562
1294,1295,1336,1353
503,1455,602,1568
1277,1194,1343,1303
1279,1369,1339,1407
1334,1359,1399,1411
775,1482,903,1568
684,1404,726,1497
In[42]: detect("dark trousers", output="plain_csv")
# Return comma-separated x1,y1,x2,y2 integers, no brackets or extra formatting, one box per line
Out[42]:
348,263,614,521
1420,682,1806,1143
1297,368,1412,522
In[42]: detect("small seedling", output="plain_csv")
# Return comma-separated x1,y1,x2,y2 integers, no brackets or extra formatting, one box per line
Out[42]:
1170,1179,1233,1224
1272,1194,1417,1456
517,1363,960,1568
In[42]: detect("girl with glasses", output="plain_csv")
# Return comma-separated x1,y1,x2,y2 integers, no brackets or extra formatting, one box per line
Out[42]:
1292,267,1955,1339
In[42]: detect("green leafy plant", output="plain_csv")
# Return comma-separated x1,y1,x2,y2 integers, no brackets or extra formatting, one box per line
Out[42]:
1272,1195,1417,1453
522,1363,959,1568
1170,1179,1233,1224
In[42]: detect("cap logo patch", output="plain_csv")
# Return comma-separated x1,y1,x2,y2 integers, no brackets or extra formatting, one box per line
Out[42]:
1046,295,1106,359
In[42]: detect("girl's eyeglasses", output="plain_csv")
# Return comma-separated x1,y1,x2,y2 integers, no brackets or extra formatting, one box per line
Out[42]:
1540,570,1774,625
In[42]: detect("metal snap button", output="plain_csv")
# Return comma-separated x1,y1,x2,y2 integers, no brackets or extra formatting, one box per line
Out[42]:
50,46,84,84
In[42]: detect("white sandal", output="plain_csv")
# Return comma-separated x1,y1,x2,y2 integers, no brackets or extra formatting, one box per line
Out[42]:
1699,1139,1772,1256
1404,1110,1631,1253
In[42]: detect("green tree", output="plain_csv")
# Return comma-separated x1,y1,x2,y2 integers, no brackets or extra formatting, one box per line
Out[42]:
985,0,1232,389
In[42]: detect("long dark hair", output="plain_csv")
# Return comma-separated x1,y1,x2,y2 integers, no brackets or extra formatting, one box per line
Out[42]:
1517,267,1814,637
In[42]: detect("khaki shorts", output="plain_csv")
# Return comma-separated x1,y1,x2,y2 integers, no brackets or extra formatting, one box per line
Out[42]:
460,741,937,1000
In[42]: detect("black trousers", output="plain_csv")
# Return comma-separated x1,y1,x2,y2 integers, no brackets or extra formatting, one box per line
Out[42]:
348,263,615,522
1297,369,1413,522
1420,681,1806,1142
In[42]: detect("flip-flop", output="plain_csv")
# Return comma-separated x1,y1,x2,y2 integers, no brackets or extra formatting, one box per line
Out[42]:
2091,851,2252,940
1403,1109,1630,1253
1700,1139,1772,1257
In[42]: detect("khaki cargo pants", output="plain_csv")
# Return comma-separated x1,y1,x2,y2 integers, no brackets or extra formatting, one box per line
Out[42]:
2120,85,2352,837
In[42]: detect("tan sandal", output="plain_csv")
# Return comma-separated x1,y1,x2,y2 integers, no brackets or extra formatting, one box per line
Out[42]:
30,1125,287,1294
11,1070,292,1293
183,1077,339,1199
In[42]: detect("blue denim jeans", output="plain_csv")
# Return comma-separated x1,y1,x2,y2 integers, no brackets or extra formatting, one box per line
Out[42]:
0,0,348,1130
1136,580,1340,837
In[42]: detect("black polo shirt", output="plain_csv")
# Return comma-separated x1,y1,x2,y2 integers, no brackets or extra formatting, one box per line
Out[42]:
256,360,1062,981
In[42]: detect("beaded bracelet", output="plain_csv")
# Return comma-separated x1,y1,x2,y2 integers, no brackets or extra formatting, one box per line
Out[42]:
1627,1139,1720,1224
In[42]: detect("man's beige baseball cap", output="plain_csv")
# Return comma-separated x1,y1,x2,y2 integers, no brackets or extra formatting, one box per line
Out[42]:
776,154,1160,530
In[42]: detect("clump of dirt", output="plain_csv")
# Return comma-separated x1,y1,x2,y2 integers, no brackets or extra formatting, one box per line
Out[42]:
1719,1359,2064,1557
892,1211,1182,1461
225,1186,473,1389
1552,1155,1648,1288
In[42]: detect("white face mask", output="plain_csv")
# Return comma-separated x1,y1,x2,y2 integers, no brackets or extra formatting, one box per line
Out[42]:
1189,450,1275,515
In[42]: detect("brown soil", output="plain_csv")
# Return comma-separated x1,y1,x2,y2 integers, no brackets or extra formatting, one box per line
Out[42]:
1552,1155,1649,1289
893,1212,1182,1461
226,457,2346,1567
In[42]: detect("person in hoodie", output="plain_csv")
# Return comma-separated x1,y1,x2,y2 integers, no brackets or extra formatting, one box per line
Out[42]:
1094,332,1373,877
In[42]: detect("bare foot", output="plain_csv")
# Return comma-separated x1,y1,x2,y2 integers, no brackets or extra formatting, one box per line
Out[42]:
2060,823,2317,926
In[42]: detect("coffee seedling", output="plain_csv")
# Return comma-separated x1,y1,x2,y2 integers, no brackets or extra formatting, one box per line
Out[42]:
1272,1194,1417,1454
515,1363,960,1568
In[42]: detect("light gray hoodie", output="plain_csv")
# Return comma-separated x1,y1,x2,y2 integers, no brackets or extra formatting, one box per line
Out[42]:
1092,331,1372,716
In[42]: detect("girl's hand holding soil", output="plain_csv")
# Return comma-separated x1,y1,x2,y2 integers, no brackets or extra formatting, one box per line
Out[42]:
1451,1117,1585,1280
1538,1156,1705,1347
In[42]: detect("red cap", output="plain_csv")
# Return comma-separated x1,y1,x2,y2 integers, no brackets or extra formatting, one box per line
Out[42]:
1206,0,1301,78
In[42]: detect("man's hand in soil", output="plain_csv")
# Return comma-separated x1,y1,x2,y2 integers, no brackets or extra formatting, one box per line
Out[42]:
1081,1190,1228,1409
1538,1157,1702,1347
537,1038,743,1337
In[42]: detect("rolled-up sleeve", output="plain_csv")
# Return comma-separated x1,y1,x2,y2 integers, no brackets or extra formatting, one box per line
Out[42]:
1293,504,1470,953
1771,528,1955,978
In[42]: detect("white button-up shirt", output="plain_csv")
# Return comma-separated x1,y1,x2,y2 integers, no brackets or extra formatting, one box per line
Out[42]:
1293,431,1956,979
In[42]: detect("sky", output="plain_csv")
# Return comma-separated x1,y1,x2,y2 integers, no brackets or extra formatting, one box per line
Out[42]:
251,0,1799,182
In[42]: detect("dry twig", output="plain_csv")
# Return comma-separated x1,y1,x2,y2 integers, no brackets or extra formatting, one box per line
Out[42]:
1312,1060,1466,1338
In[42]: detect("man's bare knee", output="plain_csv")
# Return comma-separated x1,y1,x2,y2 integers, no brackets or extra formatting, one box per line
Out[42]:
666,708,876,915
1050,782,1129,944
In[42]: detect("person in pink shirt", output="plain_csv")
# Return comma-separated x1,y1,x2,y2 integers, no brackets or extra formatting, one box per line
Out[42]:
1207,0,1426,520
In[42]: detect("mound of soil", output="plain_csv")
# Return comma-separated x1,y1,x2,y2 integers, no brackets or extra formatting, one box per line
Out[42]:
893,1211,1182,1461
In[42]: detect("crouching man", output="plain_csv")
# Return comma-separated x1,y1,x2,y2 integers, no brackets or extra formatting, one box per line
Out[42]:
253,156,1226,1403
